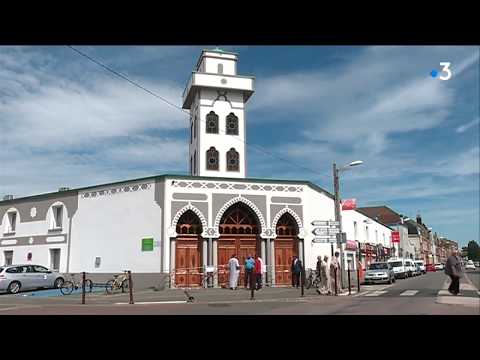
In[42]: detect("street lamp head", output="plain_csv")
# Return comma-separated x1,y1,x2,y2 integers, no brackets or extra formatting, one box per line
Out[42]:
348,160,363,167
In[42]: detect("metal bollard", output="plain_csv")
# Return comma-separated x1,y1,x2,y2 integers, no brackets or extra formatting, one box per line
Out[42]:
357,267,361,293
334,268,338,296
81,272,86,304
128,270,134,304
250,271,255,300
301,268,305,297
348,268,351,295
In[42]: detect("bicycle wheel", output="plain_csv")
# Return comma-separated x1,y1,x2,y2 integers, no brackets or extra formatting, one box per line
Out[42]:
305,277,312,289
121,279,129,293
105,280,114,294
60,281,74,295
85,279,93,293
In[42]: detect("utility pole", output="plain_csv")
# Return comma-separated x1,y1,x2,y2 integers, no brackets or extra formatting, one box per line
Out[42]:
333,163,344,289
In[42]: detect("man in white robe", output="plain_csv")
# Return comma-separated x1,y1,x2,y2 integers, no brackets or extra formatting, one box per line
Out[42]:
228,254,240,290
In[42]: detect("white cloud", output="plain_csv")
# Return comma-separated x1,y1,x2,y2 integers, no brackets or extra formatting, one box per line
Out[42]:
456,117,480,133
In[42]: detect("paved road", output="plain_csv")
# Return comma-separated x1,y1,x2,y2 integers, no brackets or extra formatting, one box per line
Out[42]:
0,271,478,315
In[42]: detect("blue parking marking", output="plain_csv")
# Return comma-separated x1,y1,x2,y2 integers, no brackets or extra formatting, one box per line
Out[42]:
15,287,106,298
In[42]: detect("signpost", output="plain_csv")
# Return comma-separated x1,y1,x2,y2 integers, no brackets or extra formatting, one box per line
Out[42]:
312,220,342,244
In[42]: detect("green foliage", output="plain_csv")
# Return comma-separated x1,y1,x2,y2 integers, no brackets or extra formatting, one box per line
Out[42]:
466,240,480,261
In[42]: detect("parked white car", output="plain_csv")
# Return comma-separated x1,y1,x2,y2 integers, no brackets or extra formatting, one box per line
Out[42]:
387,258,408,279
465,260,476,270
414,260,426,274
434,263,444,270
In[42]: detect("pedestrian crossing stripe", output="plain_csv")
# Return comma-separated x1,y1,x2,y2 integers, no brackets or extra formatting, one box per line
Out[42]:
400,290,419,296
364,290,388,297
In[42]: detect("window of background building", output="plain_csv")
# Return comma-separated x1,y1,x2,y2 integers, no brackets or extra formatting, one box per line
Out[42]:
354,221,357,240
4,250,13,266
50,249,60,271
6,211,16,233
206,111,219,134
52,206,63,229
226,113,239,135
226,148,239,171
206,147,219,170
193,151,197,174
218,63,223,74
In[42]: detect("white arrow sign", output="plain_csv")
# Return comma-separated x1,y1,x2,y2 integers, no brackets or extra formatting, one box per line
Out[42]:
312,228,329,236
328,228,340,234
312,220,329,226
328,221,340,226
313,238,337,243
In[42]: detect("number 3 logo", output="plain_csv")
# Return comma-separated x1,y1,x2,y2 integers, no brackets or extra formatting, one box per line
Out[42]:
439,62,452,81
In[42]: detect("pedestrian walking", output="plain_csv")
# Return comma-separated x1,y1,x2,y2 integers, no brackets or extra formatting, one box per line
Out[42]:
292,256,302,288
244,255,256,289
255,254,263,290
316,256,322,278
330,251,342,295
317,255,331,295
228,254,240,290
445,249,463,295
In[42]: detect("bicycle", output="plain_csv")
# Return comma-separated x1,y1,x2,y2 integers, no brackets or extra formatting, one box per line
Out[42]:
60,273,93,295
202,267,216,288
305,270,321,290
105,270,130,294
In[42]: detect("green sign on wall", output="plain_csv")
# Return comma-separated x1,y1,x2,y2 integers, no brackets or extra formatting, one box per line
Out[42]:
142,238,154,251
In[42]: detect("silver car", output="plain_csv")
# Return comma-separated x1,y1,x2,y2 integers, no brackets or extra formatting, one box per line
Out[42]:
364,262,396,284
0,264,64,294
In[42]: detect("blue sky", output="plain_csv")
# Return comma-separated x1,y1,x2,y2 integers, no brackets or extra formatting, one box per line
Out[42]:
0,46,478,247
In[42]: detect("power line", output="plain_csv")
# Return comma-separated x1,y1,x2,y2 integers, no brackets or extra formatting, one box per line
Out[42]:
66,45,332,181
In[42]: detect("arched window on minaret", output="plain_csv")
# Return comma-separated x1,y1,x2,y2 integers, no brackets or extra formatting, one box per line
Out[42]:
226,113,238,135
206,147,219,171
226,148,239,172
206,111,219,134
218,63,223,74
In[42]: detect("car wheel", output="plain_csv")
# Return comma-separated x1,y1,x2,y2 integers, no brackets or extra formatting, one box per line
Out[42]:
7,281,21,294
54,277,64,289
388,277,392,284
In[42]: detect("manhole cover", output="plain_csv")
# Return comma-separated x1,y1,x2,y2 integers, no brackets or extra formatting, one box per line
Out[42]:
208,303,231,307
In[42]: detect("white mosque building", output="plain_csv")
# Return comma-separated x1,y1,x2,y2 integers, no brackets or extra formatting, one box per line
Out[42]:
0,49,393,289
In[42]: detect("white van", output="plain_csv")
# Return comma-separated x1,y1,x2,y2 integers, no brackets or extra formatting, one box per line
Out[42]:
404,259,417,277
387,258,408,279
415,260,426,274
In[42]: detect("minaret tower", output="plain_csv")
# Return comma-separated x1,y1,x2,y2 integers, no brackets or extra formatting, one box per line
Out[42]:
182,48,255,178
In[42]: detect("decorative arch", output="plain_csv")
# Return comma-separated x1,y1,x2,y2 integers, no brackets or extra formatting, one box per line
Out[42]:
171,203,208,237
271,207,305,239
213,196,267,237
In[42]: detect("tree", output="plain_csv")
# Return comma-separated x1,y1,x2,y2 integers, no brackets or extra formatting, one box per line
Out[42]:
466,240,480,261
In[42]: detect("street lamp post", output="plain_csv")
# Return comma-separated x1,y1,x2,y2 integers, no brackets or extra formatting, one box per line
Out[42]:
333,160,363,290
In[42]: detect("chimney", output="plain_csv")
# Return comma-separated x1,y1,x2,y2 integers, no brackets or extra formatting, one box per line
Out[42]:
2,195,14,201
416,213,422,225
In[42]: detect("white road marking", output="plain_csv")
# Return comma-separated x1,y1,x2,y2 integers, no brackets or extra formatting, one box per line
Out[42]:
436,296,480,308
400,290,419,296
114,301,187,305
364,290,388,297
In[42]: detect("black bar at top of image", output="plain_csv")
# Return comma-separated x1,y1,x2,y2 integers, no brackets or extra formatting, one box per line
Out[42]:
1,6,479,45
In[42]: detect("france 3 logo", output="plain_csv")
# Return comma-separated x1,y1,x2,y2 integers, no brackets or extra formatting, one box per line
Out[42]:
430,62,452,81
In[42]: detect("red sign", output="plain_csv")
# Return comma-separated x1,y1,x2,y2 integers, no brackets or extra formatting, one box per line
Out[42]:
342,198,357,210
391,231,400,243
345,240,357,251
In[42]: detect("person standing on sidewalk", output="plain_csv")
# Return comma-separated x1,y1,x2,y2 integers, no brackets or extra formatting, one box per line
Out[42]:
244,255,256,289
291,256,298,287
292,257,303,288
445,249,463,295
228,254,240,290
330,251,342,295
254,254,263,290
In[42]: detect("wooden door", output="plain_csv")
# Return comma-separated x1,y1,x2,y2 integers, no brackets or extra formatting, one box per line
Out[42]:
175,237,202,287
218,237,258,287
275,239,297,285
